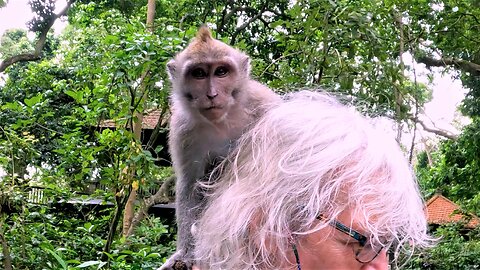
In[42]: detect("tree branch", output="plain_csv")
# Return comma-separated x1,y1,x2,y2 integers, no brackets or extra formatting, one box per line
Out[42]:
0,0,75,73
125,176,175,237
224,7,257,29
416,55,480,76
230,5,267,45
411,116,459,140
260,51,302,78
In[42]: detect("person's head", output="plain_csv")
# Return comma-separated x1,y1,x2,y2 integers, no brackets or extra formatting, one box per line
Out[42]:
194,91,432,270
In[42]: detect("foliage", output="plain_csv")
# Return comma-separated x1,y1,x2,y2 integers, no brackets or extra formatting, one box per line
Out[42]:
2,199,174,269
417,118,480,215
1,0,479,269
461,74,480,117
27,0,56,32
0,29,34,59
408,1,480,269
405,224,480,270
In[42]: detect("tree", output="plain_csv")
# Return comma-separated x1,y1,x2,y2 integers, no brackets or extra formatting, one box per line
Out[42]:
0,0,74,72
1,0,479,269
407,1,480,269
121,0,156,240
1,1,175,268
406,0,480,214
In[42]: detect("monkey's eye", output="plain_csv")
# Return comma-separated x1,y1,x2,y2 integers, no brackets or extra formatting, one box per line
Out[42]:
214,66,229,77
191,68,207,79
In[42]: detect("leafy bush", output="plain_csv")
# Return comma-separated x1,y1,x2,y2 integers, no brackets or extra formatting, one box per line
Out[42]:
405,224,480,270
3,201,175,270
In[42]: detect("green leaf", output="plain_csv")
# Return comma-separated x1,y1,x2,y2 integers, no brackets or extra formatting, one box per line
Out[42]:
43,247,68,269
145,252,160,259
154,145,163,152
77,261,102,268
24,93,43,107
65,90,85,104
1,101,24,111
270,20,284,28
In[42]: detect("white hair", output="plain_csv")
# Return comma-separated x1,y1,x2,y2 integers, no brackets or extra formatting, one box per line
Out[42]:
194,90,433,269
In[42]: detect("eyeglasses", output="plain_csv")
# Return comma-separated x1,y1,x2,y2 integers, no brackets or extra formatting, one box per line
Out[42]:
291,218,384,270
329,219,384,263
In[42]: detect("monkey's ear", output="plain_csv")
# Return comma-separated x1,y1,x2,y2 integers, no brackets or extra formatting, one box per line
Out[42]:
166,60,177,80
240,55,251,76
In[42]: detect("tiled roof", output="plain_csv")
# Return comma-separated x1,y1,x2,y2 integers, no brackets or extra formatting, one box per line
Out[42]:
99,109,167,130
142,109,164,129
426,194,479,228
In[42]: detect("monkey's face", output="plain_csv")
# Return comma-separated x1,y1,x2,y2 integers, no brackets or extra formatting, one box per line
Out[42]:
179,58,244,123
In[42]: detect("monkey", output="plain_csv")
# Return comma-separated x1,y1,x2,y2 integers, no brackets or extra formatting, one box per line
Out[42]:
159,26,281,270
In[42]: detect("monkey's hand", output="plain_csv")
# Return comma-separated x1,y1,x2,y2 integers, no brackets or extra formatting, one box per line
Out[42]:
157,250,194,270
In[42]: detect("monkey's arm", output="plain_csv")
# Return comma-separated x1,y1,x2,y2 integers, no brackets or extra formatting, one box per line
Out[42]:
160,120,207,270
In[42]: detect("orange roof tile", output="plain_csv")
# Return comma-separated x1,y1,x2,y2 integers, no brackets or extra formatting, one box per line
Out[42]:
426,194,479,228
142,109,164,129
100,109,168,130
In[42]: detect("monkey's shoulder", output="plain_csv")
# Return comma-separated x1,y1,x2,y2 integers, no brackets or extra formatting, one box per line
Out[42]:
242,80,281,115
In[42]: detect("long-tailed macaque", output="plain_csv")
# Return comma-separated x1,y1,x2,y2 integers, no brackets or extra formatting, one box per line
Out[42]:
161,26,280,269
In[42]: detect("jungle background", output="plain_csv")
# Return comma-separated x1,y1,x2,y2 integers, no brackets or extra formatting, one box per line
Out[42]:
0,0,479,269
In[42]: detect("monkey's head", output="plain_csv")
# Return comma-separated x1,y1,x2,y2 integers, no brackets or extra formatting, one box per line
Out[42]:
167,26,251,124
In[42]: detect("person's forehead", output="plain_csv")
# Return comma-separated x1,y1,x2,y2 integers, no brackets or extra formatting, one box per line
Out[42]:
335,207,369,234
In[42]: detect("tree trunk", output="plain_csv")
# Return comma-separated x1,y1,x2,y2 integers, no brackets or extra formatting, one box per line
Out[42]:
393,11,405,144
122,0,156,237
0,216,13,270
121,174,138,236
102,191,128,260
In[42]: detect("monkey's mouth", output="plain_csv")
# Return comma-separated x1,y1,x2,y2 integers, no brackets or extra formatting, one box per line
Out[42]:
202,106,225,121
205,105,222,111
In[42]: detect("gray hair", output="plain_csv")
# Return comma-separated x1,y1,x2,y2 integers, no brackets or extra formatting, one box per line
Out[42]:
194,90,432,269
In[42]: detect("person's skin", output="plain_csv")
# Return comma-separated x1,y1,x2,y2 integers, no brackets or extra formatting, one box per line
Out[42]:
192,209,389,270
285,209,389,270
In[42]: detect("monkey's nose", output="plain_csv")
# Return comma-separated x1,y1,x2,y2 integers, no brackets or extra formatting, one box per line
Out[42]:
207,93,218,99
